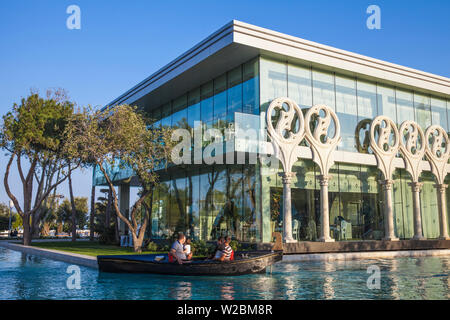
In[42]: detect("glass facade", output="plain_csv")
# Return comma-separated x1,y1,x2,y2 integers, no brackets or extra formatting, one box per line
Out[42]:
94,55,450,243
259,56,450,242
147,58,260,241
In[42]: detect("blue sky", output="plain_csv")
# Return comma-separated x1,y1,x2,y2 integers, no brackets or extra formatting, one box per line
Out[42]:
0,0,449,207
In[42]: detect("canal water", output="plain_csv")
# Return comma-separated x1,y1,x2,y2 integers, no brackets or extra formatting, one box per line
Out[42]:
0,247,449,300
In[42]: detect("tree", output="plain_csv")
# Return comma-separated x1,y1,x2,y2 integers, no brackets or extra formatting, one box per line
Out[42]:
65,105,174,252
0,90,79,245
56,197,88,233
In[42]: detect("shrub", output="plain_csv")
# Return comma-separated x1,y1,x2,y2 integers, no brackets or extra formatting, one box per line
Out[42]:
98,226,116,245
147,241,158,252
229,240,240,252
191,240,214,257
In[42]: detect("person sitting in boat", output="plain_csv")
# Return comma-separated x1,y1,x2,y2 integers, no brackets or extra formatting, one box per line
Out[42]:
211,236,225,259
214,236,233,261
169,233,186,264
184,237,193,260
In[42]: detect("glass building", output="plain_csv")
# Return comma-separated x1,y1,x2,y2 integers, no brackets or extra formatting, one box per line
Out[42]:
94,21,450,245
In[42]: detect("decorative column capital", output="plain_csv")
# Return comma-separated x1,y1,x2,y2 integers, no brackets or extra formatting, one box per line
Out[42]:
379,179,394,190
408,181,423,192
317,174,332,186
278,172,296,185
434,183,449,194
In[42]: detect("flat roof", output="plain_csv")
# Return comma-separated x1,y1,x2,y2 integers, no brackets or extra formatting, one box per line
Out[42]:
107,20,450,110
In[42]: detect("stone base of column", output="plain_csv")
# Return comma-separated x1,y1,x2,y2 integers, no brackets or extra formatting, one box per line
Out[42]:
318,237,335,242
412,235,426,240
438,236,450,240
284,238,297,243
383,236,399,241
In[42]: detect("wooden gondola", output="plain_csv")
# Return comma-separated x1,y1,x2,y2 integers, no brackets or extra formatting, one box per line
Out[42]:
97,250,283,276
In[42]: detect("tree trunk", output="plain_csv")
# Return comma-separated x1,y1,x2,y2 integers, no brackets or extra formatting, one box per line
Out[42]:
106,188,112,228
22,214,32,246
31,207,42,239
68,169,77,242
132,234,141,253
114,213,120,244
90,185,95,241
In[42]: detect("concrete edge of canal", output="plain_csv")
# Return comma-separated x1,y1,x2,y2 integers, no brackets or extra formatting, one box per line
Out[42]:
0,241,98,269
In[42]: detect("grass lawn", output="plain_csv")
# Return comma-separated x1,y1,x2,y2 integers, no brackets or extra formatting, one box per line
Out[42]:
31,241,164,257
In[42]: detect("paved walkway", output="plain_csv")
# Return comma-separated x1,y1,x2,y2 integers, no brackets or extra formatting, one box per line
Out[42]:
0,241,98,269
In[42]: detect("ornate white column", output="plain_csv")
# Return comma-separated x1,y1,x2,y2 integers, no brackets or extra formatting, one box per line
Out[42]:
424,125,450,240
266,97,305,243
304,105,341,242
370,116,399,241
398,120,426,240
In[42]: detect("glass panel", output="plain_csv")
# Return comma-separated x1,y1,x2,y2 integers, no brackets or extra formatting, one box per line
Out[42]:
172,94,187,129
377,84,397,122
226,165,244,240
421,172,440,238
227,65,243,123
260,57,287,112
161,102,172,128
242,59,259,115
186,168,200,240
335,75,358,152
211,167,227,239
201,81,214,123
243,164,258,242
414,93,431,129
187,88,201,129
272,159,319,242
287,63,312,109
214,74,227,122
357,80,378,119
430,96,448,131
395,88,414,125
170,173,187,236
312,69,335,110
392,170,414,239
360,165,384,239
334,164,362,240
356,80,377,154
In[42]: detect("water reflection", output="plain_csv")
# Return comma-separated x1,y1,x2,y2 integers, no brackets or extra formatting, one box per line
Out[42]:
0,248,449,300
169,281,192,300
220,282,235,300
322,262,335,299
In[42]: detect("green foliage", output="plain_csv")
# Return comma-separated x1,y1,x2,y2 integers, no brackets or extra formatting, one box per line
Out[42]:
56,197,89,231
146,241,158,251
229,240,241,252
12,214,22,229
1,90,73,156
191,240,215,257
98,226,117,245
